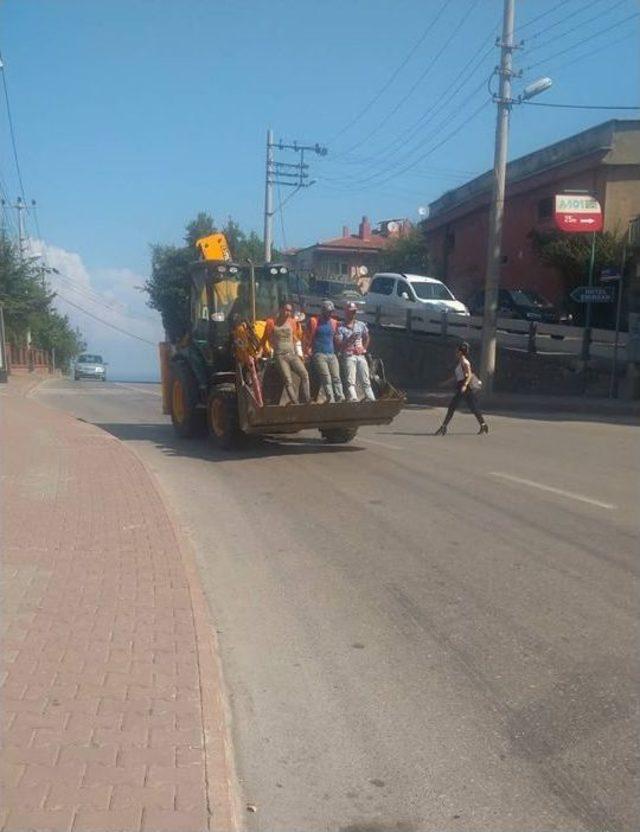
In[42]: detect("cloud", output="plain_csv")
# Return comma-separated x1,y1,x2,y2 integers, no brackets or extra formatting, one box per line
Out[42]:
29,239,164,381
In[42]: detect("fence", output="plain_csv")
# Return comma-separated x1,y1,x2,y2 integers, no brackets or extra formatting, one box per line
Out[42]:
7,345,55,373
364,306,629,365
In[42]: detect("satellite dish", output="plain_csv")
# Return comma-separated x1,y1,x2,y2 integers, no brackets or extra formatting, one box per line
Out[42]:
358,265,368,276
418,206,429,218
387,221,399,233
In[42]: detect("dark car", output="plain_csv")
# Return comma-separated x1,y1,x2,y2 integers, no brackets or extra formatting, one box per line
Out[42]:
468,288,572,325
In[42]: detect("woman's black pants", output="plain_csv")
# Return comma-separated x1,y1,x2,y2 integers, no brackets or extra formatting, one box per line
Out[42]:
443,382,484,426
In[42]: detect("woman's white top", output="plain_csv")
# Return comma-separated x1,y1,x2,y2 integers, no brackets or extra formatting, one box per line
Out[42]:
454,357,471,382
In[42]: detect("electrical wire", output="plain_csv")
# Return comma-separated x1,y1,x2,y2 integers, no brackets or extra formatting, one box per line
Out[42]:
538,29,635,75
336,0,482,157
276,180,288,252
517,0,582,33
0,52,27,202
524,0,629,55
522,101,639,110
320,76,489,190
322,21,497,182
54,293,157,346
524,11,640,71
521,0,610,42
328,0,450,144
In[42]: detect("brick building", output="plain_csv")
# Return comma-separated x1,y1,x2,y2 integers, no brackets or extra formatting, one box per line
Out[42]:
422,119,640,306
288,216,410,293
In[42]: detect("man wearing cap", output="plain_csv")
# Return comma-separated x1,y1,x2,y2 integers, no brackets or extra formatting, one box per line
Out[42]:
336,302,376,401
305,299,345,403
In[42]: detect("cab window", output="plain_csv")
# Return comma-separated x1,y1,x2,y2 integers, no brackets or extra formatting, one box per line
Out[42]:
370,276,394,295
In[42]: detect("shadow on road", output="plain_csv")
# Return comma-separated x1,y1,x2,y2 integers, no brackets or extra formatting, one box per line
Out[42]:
95,421,363,461
402,403,639,426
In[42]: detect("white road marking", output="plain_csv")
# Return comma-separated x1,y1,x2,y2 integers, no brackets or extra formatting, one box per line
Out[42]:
358,436,403,451
488,472,616,510
115,383,162,397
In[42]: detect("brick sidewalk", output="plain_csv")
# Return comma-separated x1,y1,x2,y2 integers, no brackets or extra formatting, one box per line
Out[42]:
1,381,240,832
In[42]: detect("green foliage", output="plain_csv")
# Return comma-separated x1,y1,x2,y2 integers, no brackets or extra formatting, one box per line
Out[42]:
0,232,86,370
530,229,623,293
30,310,86,371
379,229,432,275
144,214,269,342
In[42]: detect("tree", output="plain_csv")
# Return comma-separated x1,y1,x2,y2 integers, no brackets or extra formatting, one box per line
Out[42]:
0,232,86,369
144,214,270,342
379,228,432,275
530,229,623,293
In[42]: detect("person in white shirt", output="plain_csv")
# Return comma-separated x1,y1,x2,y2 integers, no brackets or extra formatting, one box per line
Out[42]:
435,342,488,435
336,302,376,402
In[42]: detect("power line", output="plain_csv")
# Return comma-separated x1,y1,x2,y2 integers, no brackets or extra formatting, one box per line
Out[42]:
0,52,27,202
328,0,450,144
321,21,497,184
327,96,491,193
538,29,636,75
337,0,482,156
522,100,639,110
55,293,157,346
523,0,610,42
524,11,640,70
524,0,629,55
517,0,581,32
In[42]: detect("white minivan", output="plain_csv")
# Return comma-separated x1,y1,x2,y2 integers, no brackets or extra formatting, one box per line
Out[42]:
364,272,469,326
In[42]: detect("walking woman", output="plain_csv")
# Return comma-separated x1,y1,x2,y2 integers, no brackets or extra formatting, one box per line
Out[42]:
435,342,489,435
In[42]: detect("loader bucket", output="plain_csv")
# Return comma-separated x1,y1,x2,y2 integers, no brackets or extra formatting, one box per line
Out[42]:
237,382,405,435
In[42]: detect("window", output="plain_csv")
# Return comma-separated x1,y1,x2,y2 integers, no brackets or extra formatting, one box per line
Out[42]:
396,281,412,299
78,354,103,364
369,276,395,295
411,282,454,301
339,262,349,276
537,196,554,220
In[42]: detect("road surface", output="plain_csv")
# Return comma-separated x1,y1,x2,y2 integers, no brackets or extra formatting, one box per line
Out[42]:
35,378,639,832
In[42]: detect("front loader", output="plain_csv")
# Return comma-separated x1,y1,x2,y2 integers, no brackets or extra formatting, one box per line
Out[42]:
160,241,405,449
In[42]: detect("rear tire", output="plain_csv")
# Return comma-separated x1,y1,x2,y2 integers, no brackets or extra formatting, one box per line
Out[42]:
207,383,242,449
320,428,358,444
170,362,205,438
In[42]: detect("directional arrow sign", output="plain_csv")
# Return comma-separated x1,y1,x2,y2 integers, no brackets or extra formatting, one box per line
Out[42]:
554,194,603,233
570,285,614,303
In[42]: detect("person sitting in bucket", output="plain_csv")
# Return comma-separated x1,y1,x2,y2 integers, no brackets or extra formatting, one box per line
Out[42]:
336,302,376,402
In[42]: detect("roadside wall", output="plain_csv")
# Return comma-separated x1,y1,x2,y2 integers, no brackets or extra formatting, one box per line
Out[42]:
372,329,611,396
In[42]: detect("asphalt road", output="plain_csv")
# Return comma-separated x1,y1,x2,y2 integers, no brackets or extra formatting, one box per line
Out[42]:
35,378,639,832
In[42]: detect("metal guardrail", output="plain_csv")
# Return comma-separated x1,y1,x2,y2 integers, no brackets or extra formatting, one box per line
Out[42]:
363,306,628,361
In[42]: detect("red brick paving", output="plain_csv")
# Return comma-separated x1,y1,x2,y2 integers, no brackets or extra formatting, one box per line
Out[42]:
1,380,239,831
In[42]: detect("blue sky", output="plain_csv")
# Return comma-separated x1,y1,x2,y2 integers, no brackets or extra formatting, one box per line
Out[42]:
1,0,638,379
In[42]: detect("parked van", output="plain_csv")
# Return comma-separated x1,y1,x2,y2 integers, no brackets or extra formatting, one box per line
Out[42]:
364,273,469,326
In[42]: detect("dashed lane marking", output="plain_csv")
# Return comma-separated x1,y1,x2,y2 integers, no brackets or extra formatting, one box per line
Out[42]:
488,471,616,510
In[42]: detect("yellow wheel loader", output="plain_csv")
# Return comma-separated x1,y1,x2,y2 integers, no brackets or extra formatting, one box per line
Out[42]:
159,240,405,449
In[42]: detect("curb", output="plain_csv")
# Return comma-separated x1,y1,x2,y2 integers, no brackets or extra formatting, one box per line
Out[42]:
142,469,245,832
26,383,244,832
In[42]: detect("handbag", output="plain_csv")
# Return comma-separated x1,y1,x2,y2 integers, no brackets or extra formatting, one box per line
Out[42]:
469,373,483,391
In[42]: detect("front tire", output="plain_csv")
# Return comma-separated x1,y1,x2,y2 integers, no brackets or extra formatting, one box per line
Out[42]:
207,383,242,450
320,427,358,444
170,362,205,438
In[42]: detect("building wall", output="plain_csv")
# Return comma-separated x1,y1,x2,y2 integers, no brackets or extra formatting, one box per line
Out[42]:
425,160,640,305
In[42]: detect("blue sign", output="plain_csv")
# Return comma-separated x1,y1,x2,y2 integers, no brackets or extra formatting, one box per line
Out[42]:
570,286,614,304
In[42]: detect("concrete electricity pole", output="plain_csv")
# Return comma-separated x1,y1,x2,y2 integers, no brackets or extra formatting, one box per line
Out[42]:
263,128,275,263
479,0,515,393
263,131,327,264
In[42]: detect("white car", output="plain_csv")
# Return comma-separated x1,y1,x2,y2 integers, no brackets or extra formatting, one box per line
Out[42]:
364,272,469,326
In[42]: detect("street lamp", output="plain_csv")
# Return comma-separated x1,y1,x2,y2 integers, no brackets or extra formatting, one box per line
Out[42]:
518,77,553,102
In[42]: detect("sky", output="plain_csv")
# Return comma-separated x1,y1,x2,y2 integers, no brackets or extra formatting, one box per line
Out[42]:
1,0,638,380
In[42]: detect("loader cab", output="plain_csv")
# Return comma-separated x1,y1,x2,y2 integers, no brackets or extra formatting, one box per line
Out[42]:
189,260,249,361
254,264,291,320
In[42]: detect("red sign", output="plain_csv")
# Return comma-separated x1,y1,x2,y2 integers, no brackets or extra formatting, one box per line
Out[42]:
554,194,603,233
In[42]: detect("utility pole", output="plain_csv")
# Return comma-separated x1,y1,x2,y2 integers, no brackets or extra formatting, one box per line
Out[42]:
1,196,33,260
262,131,327,263
263,128,275,263
479,0,515,393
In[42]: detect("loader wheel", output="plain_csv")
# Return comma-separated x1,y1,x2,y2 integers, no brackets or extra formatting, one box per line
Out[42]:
320,428,358,444
207,384,242,450
170,363,205,438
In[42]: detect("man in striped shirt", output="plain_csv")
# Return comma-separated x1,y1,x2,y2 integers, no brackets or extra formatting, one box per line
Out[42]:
336,302,376,402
